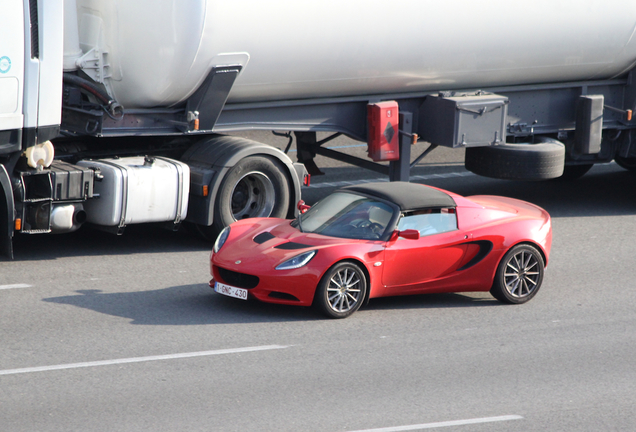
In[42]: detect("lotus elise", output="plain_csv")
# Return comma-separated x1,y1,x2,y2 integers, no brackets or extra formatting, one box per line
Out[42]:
209,182,552,318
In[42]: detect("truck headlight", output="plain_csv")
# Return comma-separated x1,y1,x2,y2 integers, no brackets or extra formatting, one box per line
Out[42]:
275,250,317,270
213,226,231,253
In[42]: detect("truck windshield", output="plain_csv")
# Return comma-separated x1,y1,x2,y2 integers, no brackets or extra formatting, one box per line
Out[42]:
292,192,395,240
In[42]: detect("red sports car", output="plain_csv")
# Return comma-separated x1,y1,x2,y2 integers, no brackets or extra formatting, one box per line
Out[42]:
209,181,552,318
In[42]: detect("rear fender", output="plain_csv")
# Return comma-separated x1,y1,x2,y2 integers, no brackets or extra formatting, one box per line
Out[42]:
510,240,549,268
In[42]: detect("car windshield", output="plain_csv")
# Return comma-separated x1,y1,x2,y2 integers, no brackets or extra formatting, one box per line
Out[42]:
293,192,395,240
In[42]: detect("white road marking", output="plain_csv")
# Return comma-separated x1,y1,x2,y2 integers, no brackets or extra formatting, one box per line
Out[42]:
309,171,474,189
0,284,32,290
0,345,289,376
347,415,524,432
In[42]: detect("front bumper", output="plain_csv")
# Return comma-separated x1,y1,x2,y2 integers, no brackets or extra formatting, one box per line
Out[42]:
211,264,322,306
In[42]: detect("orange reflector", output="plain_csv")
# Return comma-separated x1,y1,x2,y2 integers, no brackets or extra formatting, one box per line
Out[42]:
303,174,311,186
194,118,200,131
628,110,633,122
15,218,21,231
202,185,209,197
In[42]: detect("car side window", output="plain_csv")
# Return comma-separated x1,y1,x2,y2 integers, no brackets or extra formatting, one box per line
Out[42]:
397,209,457,237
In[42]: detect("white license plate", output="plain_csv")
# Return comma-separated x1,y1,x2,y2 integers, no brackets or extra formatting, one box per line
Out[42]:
214,282,248,300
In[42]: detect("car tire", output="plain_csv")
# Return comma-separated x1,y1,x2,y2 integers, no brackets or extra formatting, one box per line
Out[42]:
314,261,367,319
465,138,565,180
195,155,290,240
490,244,544,304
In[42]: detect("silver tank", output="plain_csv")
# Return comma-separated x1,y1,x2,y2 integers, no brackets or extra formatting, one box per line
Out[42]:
72,0,636,108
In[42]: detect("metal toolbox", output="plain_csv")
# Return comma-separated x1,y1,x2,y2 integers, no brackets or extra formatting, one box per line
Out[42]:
77,156,189,228
49,161,95,201
418,92,508,148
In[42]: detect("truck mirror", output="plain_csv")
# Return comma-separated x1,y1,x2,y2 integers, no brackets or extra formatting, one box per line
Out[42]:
297,200,311,213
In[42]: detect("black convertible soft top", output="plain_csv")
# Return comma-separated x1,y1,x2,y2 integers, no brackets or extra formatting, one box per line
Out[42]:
341,181,456,211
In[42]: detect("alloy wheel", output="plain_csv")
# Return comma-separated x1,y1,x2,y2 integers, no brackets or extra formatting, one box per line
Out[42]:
503,250,541,298
326,267,362,313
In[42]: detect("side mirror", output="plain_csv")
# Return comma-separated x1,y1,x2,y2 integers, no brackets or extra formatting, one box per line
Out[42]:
297,200,311,213
398,229,420,240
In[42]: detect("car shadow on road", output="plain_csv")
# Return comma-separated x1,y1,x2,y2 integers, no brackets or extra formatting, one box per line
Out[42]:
42,285,320,324
365,292,498,312
42,285,499,325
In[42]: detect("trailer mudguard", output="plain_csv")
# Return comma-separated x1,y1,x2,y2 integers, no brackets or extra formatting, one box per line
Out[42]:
0,164,14,259
181,135,304,226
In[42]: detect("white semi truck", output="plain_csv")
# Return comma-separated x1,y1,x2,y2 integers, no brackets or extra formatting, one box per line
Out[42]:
1,0,636,258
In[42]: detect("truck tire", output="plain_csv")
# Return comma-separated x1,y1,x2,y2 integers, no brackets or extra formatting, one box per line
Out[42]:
210,155,290,235
555,163,594,180
183,135,300,241
0,165,14,259
465,138,565,180
615,156,636,172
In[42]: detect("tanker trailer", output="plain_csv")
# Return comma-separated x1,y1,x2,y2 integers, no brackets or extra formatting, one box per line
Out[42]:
2,0,636,258
64,0,636,180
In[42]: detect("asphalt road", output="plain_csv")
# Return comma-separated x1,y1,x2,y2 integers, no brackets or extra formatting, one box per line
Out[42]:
2,134,636,431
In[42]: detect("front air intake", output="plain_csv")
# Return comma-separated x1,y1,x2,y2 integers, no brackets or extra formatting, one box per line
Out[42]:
217,267,259,289
253,232,275,244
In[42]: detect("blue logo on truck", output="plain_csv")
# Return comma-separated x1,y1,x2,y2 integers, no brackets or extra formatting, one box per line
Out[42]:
0,56,11,74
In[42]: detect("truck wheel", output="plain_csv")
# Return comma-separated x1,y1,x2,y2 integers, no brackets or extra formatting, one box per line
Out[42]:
212,155,290,234
0,166,14,259
465,138,565,180
615,156,636,172
554,163,594,181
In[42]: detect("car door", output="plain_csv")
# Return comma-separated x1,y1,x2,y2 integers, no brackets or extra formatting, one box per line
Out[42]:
382,212,470,293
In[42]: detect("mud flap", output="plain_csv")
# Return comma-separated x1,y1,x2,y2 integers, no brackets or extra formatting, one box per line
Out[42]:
0,165,14,259
294,132,325,176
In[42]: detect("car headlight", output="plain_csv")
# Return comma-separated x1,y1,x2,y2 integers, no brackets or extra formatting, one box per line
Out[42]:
275,250,317,270
213,226,231,253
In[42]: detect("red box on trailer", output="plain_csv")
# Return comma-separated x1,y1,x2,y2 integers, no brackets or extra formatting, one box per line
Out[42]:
367,102,399,161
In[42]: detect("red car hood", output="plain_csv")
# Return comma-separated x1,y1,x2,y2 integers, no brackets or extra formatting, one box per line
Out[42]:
213,218,366,271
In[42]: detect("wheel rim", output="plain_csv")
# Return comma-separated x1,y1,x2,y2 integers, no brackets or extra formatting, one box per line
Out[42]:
326,267,362,313
230,171,275,220
504,250,541,298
